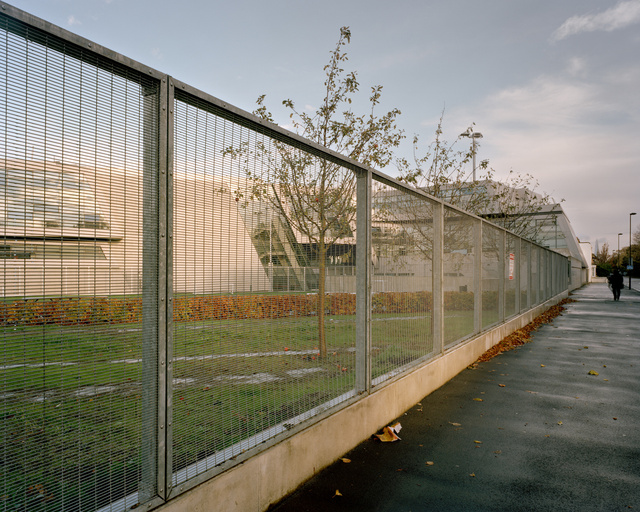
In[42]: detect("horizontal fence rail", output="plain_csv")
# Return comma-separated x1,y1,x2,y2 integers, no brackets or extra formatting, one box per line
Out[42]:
0,4,569,512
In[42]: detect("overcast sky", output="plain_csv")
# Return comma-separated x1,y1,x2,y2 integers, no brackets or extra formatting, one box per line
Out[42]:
8,0,640,252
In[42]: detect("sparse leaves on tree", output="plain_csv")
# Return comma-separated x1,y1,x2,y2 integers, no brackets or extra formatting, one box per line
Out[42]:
224,26,403,357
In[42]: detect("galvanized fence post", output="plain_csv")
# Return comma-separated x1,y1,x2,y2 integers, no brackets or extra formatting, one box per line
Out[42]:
515,237,521,313
356,168,372,393
498,229,505,323
474,219,482,334
162,76,175,499
526,242,532,310
140,82,161,503
433,201,444,354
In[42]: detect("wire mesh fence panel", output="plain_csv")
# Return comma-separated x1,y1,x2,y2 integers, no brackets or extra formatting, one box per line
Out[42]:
504,234,518,318
1,14,159,512
443,207,476,347
170,91,357,485
481,222,501,329
370,180,434,383
0,7,573,511
520,241,530,312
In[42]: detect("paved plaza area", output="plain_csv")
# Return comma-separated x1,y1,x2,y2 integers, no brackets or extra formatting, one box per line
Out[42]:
271,283,640,512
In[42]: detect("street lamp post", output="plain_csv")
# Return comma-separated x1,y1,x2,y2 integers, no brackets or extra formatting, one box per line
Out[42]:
630,213,636,290
617,232,623,267
460,127,483,181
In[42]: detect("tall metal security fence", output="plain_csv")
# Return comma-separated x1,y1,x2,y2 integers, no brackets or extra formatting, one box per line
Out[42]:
0,5,569,512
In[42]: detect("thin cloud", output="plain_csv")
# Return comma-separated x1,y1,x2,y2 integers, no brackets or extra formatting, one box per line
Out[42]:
67,15,81,26
446,73,640,251
567,57,587,77
552,0,640,41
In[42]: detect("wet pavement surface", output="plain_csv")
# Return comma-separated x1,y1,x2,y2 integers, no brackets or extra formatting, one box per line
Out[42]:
269,283,640,512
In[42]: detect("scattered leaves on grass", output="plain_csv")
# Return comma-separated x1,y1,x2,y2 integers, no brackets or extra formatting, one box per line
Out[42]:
477,298,574,363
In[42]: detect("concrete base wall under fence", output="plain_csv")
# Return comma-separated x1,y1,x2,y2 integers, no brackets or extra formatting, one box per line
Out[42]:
156,292,568,512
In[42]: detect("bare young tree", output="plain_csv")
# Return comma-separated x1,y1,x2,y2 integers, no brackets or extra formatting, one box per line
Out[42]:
226,27,403,357
397,114,559,246
594,241,611,267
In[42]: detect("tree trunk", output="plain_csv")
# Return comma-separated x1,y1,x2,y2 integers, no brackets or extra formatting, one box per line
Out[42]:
317,242,327,358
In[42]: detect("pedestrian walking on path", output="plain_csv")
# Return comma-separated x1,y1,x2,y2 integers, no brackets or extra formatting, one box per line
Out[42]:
608,267,624,300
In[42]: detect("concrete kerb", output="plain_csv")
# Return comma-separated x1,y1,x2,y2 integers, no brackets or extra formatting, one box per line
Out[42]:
156,292,568,512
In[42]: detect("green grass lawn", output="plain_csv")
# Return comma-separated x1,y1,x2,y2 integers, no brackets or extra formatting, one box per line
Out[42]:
2,308,487,510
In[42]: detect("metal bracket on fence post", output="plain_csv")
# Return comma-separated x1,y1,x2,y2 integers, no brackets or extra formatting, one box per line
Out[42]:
474,220,482,334
433,202,444,354
355,169,372,394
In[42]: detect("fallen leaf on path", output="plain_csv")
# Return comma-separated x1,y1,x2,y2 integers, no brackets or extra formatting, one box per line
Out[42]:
451,422,462,427
341,458,351,463
473,440,482,444
588,370,599,376
426,461,434,466
469,473,476,477
540,364,546,367
332,490,342,498
475,299,573,363
498,384,506,387
473,398,484,402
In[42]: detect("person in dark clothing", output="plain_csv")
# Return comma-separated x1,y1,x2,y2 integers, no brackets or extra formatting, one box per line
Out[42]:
608,268,624,301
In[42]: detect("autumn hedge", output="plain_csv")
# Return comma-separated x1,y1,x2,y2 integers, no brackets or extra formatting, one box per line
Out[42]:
0,290,505,326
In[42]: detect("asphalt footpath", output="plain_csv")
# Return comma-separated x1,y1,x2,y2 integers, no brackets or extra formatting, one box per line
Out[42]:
269,283,640,512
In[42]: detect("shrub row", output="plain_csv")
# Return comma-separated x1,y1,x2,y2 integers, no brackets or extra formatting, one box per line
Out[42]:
1,290,486,326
